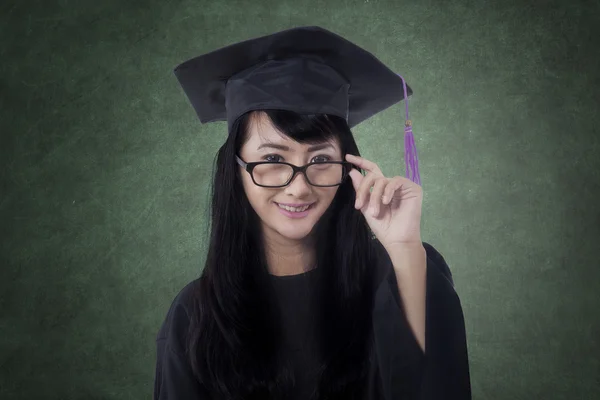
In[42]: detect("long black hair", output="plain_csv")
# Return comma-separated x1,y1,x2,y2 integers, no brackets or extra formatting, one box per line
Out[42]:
187,109,377,399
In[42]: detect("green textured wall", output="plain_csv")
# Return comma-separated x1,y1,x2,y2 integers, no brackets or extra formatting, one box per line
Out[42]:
1,0,599,398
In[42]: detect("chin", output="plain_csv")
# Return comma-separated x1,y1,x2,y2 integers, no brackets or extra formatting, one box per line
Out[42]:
275,227,314,241
260,201,330,242
267,217,319,242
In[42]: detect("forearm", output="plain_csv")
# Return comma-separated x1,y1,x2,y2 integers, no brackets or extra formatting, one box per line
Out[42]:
387,244,427,353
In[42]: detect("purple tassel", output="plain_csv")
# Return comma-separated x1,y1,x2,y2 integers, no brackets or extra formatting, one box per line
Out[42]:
404,121,421,186
398,74,421,186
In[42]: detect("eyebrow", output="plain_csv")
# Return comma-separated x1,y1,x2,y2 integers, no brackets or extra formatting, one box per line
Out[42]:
256,142,335,152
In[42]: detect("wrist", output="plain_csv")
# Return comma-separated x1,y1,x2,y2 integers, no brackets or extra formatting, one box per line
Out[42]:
383,240,424,253
385,243,427,271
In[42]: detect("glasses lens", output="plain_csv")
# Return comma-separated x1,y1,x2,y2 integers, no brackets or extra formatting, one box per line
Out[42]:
253,163,294,187
306,163,344,186
252,162,345,187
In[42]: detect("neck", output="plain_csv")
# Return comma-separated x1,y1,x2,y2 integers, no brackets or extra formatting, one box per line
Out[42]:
263,230,316,276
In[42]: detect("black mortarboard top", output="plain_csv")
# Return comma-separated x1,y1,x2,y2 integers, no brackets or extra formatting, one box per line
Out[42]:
173,26,421,185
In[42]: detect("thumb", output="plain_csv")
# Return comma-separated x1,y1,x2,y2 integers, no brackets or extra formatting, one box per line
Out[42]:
348,168,363,192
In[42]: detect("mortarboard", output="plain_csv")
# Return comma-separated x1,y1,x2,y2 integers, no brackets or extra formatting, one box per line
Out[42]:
173,26,421,185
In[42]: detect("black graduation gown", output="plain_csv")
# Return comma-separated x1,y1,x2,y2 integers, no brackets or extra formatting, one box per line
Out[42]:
153,241,471,399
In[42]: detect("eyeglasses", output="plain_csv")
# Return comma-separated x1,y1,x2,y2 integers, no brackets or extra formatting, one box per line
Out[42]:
235,155,353,188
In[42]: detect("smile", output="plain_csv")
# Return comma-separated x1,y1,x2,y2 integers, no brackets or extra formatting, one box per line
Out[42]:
276,202,313,212
274,202,315,218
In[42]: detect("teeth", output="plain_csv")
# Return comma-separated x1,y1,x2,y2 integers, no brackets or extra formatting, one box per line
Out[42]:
278,203,310,212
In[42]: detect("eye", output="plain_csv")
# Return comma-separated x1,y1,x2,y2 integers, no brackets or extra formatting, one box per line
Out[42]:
311,155,331,163
263,154,283,162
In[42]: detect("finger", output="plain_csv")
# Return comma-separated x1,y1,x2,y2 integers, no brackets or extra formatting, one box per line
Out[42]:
355,172,378,210
348,168,363,193
382,177,404,204
345,154,382,174
369,178,388,217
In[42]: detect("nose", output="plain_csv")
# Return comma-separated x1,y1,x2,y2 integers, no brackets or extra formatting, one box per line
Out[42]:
284,170,312,197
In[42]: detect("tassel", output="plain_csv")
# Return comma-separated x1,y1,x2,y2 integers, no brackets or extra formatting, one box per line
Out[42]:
404,120,421,186
398,74,422,186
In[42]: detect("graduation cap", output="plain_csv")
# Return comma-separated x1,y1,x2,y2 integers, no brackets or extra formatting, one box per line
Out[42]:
173,26,421,185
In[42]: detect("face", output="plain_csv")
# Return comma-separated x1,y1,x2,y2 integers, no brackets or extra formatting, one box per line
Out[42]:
239,113,342,243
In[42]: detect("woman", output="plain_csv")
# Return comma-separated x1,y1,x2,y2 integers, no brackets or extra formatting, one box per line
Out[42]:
154,26,471,399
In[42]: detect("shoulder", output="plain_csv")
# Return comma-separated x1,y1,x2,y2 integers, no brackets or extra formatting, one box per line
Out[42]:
156,277,203,353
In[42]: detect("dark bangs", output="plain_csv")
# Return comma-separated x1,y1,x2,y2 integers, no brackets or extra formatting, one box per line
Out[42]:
238,109,345,151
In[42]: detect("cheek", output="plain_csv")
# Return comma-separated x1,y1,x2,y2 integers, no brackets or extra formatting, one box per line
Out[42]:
241,176,273,211
319,187,339,205
240,173,252,195
307,187,338,217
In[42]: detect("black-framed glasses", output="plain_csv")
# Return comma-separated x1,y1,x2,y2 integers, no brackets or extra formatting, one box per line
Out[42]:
235,155,353,188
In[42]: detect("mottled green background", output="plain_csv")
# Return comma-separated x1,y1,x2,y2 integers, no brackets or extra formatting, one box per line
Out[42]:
1,0,599,398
